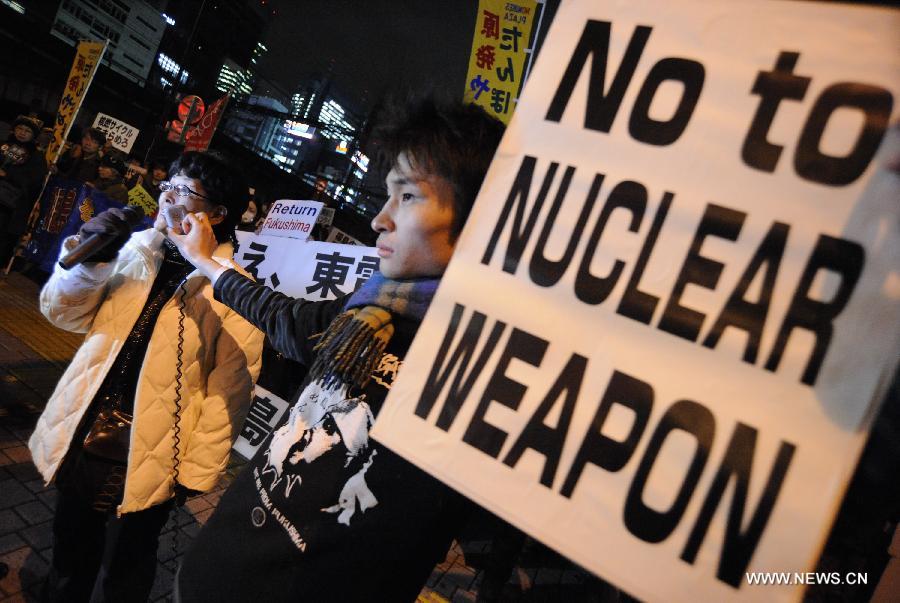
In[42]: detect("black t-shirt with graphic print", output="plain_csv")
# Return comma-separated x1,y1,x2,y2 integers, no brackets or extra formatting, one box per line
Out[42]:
178,270,471,603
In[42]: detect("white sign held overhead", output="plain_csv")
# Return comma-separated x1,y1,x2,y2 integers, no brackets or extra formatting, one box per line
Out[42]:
257,199,323,240
234,232,380,299
373,1,900,602
92,112,139,153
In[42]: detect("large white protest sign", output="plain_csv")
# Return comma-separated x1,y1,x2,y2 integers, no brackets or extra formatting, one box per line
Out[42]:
231,234,381,455
234,231,379,299
92,113,138,153
257,199,323,240
373,1,900,601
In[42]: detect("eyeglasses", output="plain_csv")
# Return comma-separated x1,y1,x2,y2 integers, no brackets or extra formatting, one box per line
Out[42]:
159,181,214,202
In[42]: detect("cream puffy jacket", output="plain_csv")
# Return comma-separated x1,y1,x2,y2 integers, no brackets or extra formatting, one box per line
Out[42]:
29,228,263,515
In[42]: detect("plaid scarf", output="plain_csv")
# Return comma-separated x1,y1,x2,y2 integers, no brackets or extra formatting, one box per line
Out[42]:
308,272,440,390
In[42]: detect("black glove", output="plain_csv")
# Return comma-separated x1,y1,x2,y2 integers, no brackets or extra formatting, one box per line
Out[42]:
77,207,132,263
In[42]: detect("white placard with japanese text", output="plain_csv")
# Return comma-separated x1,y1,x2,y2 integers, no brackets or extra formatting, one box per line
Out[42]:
325,226,364,246
92,112,138,153
234,232,379,299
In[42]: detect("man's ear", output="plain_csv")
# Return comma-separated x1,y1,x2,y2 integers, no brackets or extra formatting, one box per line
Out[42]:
208,205,228,225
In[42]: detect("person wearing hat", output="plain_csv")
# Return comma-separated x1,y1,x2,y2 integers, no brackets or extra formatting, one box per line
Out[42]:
57,127,106,183
0,115,46,266
91,154,129,204
10,115,41,145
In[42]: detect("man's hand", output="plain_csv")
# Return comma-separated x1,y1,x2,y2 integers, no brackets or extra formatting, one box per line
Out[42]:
168,212,223,280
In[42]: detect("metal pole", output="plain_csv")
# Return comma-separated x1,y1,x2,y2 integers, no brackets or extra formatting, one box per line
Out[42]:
520,0,547,95
143,0,208,164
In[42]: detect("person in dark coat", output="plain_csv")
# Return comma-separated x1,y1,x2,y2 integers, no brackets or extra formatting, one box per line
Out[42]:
91,154,130,204
142,160,168,201
170,98,507,603
0,116,47,265
56,127,105,183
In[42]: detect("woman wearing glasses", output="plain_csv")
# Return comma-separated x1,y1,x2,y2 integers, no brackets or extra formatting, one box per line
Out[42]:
30,151,263,602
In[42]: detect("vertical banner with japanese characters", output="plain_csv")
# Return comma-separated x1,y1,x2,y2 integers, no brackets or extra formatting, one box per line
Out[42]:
92,113,139,153
464,0,539,124
46,41,107,165
376,1,900,601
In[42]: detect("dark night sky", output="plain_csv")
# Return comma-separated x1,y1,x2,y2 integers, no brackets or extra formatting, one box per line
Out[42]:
254,0,557,115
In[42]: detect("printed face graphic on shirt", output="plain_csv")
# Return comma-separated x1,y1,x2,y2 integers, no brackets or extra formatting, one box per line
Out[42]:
260,382,379,536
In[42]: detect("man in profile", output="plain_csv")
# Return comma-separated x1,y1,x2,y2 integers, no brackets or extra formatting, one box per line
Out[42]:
171,97,505,601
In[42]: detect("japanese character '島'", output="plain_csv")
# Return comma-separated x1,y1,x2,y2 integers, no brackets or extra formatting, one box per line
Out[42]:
240,395,280,446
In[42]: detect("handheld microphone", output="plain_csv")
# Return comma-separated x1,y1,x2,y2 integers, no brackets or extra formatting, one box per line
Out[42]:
59,206,145,270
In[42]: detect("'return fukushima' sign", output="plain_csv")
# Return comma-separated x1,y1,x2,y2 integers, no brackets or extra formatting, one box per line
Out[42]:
257,199,323,241
373,1,900,601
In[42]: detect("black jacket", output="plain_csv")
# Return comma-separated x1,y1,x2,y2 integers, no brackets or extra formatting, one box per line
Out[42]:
57,148,100,183
178,270,470,603
93,176,129,204
0,139,46,233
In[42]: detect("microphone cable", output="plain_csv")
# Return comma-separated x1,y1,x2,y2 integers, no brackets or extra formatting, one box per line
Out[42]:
168,278,189,564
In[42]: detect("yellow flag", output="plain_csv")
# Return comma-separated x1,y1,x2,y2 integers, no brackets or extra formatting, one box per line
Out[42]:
463,0,538,124
46,40,108,165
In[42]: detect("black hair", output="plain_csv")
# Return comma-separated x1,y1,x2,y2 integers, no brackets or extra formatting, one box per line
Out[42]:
84,127,107,146
374,96,505,238
168,151,248,243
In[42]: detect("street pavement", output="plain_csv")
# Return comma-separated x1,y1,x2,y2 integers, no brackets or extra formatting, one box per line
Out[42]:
0,271,602,603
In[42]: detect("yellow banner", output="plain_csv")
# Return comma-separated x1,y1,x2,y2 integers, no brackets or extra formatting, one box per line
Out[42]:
128,184,158,217
463,0,538,124
46,40,107,165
